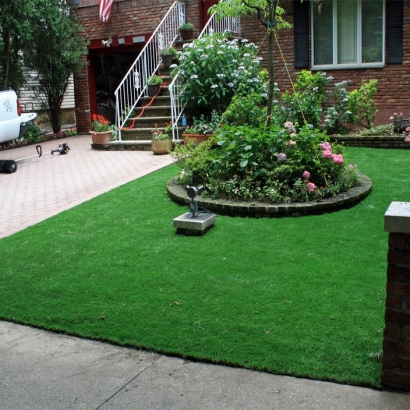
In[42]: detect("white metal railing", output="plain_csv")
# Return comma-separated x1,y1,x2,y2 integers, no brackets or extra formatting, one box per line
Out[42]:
169,13,240,141
114,1,184,140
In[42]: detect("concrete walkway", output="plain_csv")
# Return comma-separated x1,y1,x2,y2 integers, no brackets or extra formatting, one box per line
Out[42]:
0,135,409,409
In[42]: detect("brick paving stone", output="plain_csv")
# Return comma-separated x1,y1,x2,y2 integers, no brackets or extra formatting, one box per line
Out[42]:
0,135,173,239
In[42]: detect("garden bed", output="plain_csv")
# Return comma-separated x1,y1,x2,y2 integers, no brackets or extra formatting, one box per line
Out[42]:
167,172,372,218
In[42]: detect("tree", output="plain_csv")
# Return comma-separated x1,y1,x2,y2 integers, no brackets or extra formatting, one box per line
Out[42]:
209,0,291,126
23,0,88,133
0,0,35,90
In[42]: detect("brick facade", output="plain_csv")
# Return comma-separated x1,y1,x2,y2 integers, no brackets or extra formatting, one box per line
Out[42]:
74,0,410,133
240,0,410,126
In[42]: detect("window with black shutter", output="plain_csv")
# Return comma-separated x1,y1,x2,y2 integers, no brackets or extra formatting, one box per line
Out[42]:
386,0,403,64
294,0,309,68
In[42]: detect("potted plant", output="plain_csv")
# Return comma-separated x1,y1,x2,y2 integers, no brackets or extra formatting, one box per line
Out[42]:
178,22,194,40
182,110,220,145
160,46,177,68
151,122,173,154
90,114,118,146
147,75,163,97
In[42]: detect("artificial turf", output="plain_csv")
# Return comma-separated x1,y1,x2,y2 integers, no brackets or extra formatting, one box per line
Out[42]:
1,146,408,389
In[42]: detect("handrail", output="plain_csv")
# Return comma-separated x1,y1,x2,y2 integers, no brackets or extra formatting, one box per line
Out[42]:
169,12,240,141
114,1,184,141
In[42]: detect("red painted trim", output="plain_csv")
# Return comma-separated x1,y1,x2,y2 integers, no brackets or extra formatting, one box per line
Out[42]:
200,0,218,29
88,33,150,50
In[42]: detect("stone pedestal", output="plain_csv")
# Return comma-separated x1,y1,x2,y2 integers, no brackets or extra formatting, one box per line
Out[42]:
173,212,216,236
383,202,410,391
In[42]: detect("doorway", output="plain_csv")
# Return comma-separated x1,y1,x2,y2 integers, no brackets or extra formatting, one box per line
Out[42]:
200,0,219,29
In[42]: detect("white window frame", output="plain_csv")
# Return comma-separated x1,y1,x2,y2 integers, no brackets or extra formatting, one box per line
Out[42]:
311,0,385,70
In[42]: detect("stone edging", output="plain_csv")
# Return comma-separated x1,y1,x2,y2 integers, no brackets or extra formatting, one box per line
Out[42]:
329,135,410,149
166,173,372,218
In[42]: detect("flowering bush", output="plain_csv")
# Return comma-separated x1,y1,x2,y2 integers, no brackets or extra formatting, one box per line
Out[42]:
174,33,264,114
271,71,378,134
172,121,361,203
183,110,221,135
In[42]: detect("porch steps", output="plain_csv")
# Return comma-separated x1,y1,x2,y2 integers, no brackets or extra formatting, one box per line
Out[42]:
106,40,194,151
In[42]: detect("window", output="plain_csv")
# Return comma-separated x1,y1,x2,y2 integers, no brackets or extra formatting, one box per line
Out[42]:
312,0,384,69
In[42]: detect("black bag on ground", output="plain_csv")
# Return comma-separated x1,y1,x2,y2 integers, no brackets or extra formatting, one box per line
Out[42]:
0,160,18,173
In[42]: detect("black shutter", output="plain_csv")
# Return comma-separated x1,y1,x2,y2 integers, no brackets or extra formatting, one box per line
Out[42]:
294,0,309,68
386,0,403,64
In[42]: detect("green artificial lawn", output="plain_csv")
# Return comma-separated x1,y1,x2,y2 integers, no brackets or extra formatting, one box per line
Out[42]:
1,147,409,389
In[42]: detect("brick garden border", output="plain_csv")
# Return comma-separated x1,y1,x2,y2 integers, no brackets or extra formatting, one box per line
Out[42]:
167,173,372,218
329,135,410,149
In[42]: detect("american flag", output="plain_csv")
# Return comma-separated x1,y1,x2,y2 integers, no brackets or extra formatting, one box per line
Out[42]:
99,0,113,22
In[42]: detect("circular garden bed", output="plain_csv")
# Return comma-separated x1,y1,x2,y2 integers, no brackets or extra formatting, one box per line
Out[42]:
167,173,372,218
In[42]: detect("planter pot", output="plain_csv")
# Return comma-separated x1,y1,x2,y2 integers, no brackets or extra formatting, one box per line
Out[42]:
90,130,113,145
179,29,193,40
182,134,215,145
161,54,174,68
147,83,161,97
152,138,173,155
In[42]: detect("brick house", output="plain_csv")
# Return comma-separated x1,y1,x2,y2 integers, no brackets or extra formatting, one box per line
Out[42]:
72,0,406,134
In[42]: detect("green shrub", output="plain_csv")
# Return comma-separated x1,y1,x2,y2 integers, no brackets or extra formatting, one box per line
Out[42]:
348,79,378,128
22,124,42,143
221,93,267,127
170,139,214,185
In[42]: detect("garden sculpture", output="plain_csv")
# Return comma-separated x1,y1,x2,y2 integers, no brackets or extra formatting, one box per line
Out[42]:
185,185,205,217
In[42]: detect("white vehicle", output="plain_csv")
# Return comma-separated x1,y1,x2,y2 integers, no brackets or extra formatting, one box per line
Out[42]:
0,89,37,144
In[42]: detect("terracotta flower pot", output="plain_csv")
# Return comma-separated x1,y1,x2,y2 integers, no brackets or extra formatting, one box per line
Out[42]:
90,130,113,145
182,134,214,145
151,138,173,155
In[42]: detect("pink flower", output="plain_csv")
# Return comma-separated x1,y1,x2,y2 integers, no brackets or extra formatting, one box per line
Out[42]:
302,170,310,180
322,150,333,159
277,153,287,161
319,142,332,151
307,182,316,192
332,154,344,164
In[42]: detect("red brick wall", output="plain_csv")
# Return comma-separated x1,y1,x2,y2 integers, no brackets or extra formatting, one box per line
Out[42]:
382,232,410,391
241,0,410,126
